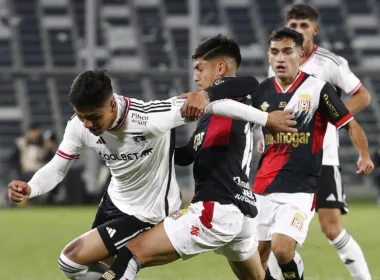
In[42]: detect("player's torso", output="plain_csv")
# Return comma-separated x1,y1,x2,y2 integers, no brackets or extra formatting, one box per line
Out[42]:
253,74,327,194
191,98,257,218
300,47,342,165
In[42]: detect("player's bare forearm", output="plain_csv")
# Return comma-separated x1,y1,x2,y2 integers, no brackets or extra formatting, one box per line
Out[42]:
346,120,370,158
345,86,371,115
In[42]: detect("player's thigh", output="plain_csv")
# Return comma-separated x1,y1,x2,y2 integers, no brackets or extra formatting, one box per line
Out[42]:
215,216,257,262
63,228,109,265
255,194,277,242
163,202,240,261
127,222,180,267
316,165,348,214
228,250,265,280
273,194,315,246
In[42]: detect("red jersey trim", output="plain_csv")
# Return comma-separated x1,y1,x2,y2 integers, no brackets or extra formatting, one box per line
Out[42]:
108,97,130,132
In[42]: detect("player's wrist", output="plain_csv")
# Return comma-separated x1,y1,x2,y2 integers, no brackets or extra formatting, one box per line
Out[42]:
200,90,211,102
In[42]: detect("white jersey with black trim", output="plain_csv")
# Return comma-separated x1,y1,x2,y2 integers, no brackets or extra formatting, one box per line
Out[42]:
269,45,362,166
31,94,185,224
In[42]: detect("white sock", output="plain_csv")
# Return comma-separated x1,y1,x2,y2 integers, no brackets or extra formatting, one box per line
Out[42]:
293,252,304,278
120,257,140,280
329,229,371,280
268,251,283,279
59,253,108,280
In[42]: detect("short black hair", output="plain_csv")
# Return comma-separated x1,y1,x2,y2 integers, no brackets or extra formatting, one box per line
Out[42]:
268,27,304,48
192,34,242,68
69,69,113,110
286,4,318,22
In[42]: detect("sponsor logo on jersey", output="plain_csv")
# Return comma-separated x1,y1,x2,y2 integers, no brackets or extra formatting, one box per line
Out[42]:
133,135,148,146
233,176,250,189
260,101,270,112
131,112,149,125
291,212,305,231
96,137,106,144
322,93,339,118
279,101,287,108
98,148,153,161
193,132,205,151
264,132,310,148
170,209,188,220
213,78,225,85
297,94,312,112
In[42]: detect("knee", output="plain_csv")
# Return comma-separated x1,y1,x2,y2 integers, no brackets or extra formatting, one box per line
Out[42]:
58,251,88,279
62,238,82,263
271,244,294,265
319,219,341,240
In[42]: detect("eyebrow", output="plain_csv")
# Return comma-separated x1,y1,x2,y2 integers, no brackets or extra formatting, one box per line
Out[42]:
270,47,294,51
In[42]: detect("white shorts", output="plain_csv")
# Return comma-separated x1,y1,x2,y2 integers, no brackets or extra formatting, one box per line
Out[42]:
163,201,258,262
255,193,316,246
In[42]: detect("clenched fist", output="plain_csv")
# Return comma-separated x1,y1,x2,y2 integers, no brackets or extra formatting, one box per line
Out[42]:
8,180,31,202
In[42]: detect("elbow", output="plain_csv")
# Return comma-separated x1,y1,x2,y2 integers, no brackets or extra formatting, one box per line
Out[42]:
358,87,372,108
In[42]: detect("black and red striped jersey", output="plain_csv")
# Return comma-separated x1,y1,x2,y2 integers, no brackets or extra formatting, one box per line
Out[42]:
252,71,353,194
175,77,259,218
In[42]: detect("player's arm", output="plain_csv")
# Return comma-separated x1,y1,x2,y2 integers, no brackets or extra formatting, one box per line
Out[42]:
204,76,259,101
8,118,84,202
318,83,374,175
330,58,371,115
174,132,197,166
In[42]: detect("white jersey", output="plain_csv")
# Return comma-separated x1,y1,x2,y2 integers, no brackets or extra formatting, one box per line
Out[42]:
269,45,362,166
30,94,185,224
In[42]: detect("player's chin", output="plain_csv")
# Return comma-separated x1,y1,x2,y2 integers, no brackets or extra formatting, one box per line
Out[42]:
89,128,103,136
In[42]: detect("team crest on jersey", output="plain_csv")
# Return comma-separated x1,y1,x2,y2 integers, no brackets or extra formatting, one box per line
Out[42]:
260,102,270,112
133,135,148,146
170,209,188,220
297,95,312,112
291,212,305,231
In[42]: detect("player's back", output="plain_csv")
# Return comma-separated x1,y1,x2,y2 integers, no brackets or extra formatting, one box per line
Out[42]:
191,96,257,218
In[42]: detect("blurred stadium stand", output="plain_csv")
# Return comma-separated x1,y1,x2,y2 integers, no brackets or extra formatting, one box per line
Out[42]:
0,0,379,202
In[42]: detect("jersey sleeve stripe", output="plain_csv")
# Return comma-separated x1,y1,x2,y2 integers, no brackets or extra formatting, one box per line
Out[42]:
56,150,80,160
315,51,342,66
130,107,171,114
348,82,362,96
316,48,343,64
335,113,353,130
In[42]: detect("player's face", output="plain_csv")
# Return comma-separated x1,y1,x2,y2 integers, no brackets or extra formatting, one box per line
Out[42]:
193,58,224,90
286,18,319,49
268,38,302,80
74,99,116,136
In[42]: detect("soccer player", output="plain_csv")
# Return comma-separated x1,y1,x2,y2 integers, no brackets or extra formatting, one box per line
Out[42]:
252,27,373,280
97,34,281,280
8,68,295,279
264,4,373,279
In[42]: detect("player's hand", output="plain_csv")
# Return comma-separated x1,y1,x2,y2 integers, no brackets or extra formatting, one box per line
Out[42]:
179,90,210,119
265,109,297,134
8,180,31,202
257,139,264,154
356,155,374,175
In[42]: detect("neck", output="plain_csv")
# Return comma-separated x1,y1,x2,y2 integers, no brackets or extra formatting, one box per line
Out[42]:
301,43,315,63
108,103,119,130
276,71,300,90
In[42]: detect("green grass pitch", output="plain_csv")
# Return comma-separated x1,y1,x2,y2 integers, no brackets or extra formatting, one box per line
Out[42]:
1,202,379,280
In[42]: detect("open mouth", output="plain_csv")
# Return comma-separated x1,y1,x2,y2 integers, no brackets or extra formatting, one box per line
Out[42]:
276,65,286,72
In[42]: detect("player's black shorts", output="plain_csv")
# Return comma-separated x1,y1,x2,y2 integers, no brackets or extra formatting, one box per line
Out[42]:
316,165,348,214
92,192,154,256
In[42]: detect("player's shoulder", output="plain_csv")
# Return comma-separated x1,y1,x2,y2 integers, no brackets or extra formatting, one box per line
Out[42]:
129,97,174,114
315,46,347,67
258,77,274,89
304,72,329,88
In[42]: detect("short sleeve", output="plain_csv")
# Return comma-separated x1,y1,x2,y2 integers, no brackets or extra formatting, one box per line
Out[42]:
329,57,362,96
318,82,353,129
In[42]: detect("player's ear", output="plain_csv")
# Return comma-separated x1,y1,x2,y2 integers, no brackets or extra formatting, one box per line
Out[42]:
313,23,320,36
110,98,116,112
217,61,227,76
